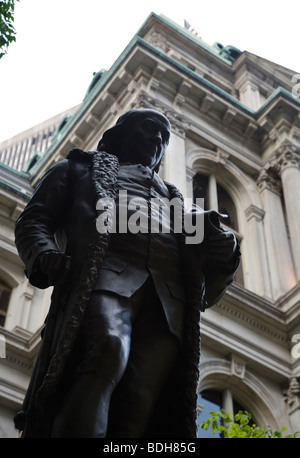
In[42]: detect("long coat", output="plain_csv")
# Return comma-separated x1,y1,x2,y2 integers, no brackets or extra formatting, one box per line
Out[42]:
14,149,240,438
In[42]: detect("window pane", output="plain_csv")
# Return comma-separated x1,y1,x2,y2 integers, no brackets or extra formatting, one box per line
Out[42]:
217,183,238,231
233,399,255,426
193,174,209,210
197,390,222,438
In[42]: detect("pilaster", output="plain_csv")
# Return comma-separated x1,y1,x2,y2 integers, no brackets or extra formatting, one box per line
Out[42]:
276,141,300,280
283,377,300,433
244,204,272,297
257,164,296,298
162,116,187,196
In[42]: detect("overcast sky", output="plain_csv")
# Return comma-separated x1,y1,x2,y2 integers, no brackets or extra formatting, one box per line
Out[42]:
0,0,299,143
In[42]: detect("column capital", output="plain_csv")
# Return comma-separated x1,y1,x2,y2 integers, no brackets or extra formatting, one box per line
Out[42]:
275,140,300,173
167,114,187,138
133,90,156,110
283,377,300,408
132,91,188,137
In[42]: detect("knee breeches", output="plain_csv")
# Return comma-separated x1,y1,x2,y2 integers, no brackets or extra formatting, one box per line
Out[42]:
74,277,180,437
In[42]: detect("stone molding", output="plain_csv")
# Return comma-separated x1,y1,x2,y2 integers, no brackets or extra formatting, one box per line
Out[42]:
244,203,265,222
214,299,287,347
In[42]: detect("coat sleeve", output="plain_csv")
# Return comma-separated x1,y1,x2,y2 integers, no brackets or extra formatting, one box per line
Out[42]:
204,242,241,308
15,159,71,288
182,209,241,310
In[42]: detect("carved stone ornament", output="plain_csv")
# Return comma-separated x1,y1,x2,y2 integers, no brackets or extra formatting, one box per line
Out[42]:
283,377,300,408
132,91,189,137
230,354,246,379
148,31,170,53
256,140,300,193
256,165,282,195
275,140,300,173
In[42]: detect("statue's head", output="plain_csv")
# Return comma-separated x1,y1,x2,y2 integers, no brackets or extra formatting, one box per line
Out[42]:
97,109,171,171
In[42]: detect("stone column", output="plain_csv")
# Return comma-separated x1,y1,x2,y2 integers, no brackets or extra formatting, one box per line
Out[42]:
222,389,234,419
162,119,187,197
208,174,218,211
244,204,272,298
277,142,300,280
257,166,296,298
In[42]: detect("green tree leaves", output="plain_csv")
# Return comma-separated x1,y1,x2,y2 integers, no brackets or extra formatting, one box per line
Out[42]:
201,410,300,438
0,0,19,59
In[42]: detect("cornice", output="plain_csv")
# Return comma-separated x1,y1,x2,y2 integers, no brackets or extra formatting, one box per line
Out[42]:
215,298,287,347
220,283,287,333
276,282,300,329
2,325,42,369
200,316,292,380
0,163,32,201
257,87,300,124
233,51,296,85
201,287,296,380
0,326,42,409
203,282,300,370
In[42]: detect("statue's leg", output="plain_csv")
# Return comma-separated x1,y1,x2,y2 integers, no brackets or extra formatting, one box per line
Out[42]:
51,291,132,438
107,282,180,438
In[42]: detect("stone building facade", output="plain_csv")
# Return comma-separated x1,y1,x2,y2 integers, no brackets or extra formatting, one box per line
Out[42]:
0,13,300,437
0,105,79,172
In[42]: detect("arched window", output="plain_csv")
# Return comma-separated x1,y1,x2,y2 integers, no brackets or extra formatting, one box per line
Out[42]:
197,389,223,438
193,173,243,285
193,173,239,231
0,280,11,327
197,389,255,437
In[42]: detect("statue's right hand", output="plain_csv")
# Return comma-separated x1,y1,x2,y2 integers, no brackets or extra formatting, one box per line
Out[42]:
39,251,72,286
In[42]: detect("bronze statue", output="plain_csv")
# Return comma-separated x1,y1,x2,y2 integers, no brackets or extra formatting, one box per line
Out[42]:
14,109,240,438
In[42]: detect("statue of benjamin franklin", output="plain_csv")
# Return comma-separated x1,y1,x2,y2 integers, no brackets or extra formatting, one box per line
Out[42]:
14,109,240,438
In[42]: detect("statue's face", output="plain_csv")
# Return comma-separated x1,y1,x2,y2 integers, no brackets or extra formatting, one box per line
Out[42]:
115,110,171,168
